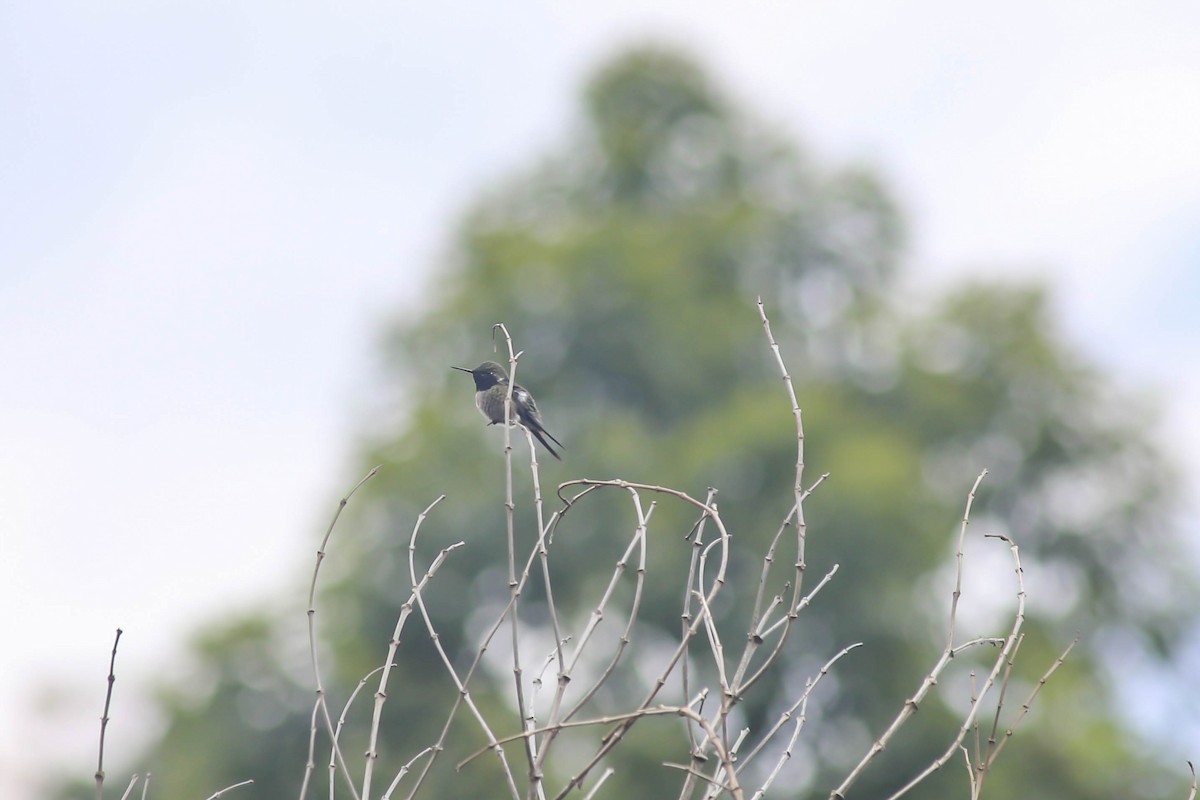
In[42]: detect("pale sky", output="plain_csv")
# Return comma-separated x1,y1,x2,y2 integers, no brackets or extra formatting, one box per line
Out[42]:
3,2,1199,797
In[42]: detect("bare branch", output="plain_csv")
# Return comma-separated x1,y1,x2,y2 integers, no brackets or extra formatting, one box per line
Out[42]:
756,298,806,573
553,491,652,728
580,768,615,800
116,773,138,800
680,487,719,778
343,665,392,800
980,634,1080,774
831,474,1005,800
948,471,988,647
882,534,1028,800
307,466,380,800
549,483,732,798
203,778,255,799
971,634,1025,796
381,747,435,800
741,643,863,773
300,698,320,800
95,627,123,800
459,697,741,797
363,495,449,800
490,324,540,790
408,500,578,797
406,518,521,800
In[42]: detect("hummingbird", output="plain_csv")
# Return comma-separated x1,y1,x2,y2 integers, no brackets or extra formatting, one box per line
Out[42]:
452,361,564,460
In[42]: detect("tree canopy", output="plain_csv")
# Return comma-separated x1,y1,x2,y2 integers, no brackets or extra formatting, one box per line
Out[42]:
98,46,1194,800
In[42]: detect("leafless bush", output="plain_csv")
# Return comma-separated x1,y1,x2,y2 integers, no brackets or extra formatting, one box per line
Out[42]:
297,301,1081,800
90,300,1193,800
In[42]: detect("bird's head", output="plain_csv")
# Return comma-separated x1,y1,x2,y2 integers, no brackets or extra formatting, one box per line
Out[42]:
452,361,508,391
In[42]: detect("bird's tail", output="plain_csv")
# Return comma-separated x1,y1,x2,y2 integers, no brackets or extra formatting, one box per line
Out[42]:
528,425,563,460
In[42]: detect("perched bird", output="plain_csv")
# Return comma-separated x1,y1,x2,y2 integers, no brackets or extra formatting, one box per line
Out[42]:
452,360,564,460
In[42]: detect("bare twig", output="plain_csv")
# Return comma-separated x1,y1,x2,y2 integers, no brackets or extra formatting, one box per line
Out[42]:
756,298,806,577
458,695,735,789
960,743,976,798
407,516,521,800
381,747,435,800
555,480,731,590
300,697,321,800
948,471,988,647
746,642,864,800
342,665,392,799
549,491,652,730
757,561,838,644
729,299,824,723
116,774,139,800
203,778,255,799
971,634,1025,796
690,536,734,771
975,633,1079,791
984,634,1025,763
830,473,995,800
882,534,1028,800
528,422,568,780
742,470,828,653
549,481,732,800
363,495,450,800
740,643,863,772
306,467,380,800
732,474,832,708
756,297,810,637
530,637,572,715
408,503,577,797
492,324,540,793
580,767,615,800
968,670,980,787
680,487,719,779
703,728,751,800
96,627,123,800
525,423,564,671
694,566,730,693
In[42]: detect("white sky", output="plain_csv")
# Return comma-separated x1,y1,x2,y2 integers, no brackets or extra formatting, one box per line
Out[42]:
3,2,1199,797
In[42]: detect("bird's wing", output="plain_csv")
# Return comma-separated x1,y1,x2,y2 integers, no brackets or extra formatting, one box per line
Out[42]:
513,384,563,448
513,384,537,415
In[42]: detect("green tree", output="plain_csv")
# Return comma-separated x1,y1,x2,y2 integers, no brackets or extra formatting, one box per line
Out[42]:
107,47,1193,799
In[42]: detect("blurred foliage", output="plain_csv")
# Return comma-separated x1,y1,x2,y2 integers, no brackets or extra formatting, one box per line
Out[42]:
88,46,1195,800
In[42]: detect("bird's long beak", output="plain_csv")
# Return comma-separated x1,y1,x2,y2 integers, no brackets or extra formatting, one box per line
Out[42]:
451,366,473,374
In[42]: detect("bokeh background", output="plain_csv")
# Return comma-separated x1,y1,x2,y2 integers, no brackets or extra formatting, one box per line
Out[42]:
4,2,1200,798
